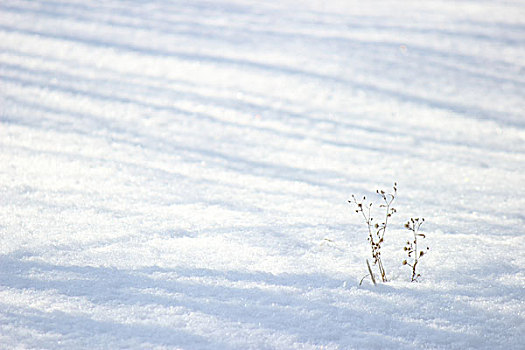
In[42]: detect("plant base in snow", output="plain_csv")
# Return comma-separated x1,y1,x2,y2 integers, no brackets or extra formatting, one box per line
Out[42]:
359,259,377,286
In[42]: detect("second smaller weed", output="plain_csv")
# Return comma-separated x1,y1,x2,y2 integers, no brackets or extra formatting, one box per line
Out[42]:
402,218,428,282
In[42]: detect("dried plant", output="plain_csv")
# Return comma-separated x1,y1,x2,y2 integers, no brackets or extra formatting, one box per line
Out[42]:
402,218,428,282
349,183,397,284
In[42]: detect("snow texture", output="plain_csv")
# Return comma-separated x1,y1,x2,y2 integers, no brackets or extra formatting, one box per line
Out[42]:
1,0,524,349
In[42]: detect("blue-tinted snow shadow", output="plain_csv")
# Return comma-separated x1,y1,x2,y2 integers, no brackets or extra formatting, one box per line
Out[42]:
0,60,400,156
6,54,521,159
1,21,523,129
0,302,220,349
0,252,514,349
4,57,522,189
4,0,525,77
1,95,368,198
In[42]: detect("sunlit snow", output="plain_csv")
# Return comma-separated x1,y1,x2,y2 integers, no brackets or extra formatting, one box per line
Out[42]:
1,0,524,349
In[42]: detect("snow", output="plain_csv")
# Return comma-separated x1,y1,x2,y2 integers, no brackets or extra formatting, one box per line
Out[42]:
1,0,524,348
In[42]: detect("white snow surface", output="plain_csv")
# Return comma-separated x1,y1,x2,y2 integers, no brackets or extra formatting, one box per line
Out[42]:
1,0,524,349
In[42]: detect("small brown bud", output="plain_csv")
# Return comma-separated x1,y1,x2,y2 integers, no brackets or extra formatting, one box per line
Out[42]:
402,260,407,265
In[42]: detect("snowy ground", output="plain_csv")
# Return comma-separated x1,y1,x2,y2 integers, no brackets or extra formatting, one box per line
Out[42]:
1,0,524,349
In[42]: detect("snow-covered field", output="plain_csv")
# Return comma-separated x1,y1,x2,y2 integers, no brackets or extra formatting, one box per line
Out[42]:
1,0,524,348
